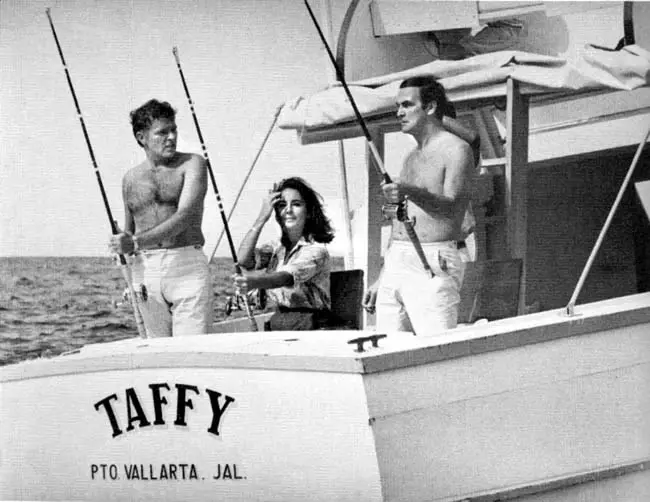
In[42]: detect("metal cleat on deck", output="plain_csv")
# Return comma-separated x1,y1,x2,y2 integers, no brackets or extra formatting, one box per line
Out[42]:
347,334,387,353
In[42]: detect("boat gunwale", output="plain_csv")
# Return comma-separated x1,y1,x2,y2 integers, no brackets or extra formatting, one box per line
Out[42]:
1,292,649,383
456,457,650,502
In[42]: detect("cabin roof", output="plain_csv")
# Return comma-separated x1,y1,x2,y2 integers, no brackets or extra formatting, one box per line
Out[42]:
277,47,650,145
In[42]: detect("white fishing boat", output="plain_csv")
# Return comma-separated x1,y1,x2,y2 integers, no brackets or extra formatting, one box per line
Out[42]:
2,2,650,501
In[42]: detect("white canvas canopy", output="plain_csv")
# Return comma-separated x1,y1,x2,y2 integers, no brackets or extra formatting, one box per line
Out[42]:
278,45,650,134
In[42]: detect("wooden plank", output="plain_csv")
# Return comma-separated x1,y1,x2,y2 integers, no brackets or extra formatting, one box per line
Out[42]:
364,132,385,327
370,0,479,37
478,3,545,22
477,1,541,14
506,78,529,315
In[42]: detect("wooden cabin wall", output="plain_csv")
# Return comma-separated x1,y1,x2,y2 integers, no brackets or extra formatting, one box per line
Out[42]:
524,151,650,311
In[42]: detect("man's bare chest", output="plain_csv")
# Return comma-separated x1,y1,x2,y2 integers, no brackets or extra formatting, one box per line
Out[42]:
128,169,184,210
402,152,445,187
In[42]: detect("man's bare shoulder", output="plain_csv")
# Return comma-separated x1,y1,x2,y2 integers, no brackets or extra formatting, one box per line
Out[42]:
177,151,203,163
427,130,469,149
123,161,149,184
427,131,472,160
403,147,419,165
176,152,206,171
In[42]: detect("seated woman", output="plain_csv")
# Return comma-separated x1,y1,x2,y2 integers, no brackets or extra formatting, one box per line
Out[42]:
233,177,335,331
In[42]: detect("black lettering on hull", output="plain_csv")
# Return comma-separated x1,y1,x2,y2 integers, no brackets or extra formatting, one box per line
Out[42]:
123,464,199,480
213,464,245,480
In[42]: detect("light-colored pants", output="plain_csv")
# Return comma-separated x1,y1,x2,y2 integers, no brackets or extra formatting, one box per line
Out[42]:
130,246,213,337
376,240,467,336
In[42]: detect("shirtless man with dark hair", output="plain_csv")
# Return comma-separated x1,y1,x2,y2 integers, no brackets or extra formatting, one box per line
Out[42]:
364,77,475,335
109,99,212,336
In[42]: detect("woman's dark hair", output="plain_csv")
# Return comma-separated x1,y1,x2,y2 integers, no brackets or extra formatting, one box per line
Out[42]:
274,177,335,245
129,99,176,147
399,76,456,119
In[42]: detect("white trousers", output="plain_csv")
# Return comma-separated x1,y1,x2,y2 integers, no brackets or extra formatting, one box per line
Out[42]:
376,240,467,337
131,246,213,337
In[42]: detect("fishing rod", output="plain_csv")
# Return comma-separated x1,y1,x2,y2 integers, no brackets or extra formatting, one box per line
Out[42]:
303,0,436,278
45,8,147,339
172,46,259,332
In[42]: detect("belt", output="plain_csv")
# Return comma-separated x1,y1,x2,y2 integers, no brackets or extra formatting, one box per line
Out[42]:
134,244,203,256
393,239,466,247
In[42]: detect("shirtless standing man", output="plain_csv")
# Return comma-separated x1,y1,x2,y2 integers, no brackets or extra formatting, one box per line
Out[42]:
363,76,475,335
109,99,212,337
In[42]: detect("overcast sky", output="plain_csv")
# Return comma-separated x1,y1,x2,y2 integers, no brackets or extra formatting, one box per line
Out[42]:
1,0,381,257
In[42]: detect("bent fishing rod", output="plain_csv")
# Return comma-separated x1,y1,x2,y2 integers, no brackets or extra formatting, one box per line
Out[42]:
46,8,147,339
303,0,435,278
172,46,259,332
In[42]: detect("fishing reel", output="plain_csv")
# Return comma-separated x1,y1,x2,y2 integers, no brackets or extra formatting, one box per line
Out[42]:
112,283,148,308
381,197,415,224
224,289,267,316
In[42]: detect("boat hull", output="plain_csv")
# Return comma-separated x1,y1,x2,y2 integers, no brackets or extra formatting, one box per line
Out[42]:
2,293,650,501
2,363,380,501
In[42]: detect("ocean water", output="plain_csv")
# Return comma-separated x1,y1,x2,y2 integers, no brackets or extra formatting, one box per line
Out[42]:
0,256,343,367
